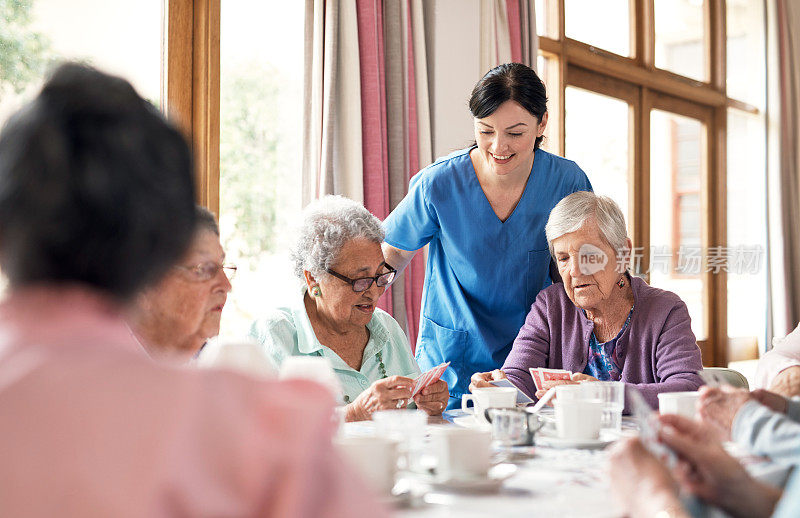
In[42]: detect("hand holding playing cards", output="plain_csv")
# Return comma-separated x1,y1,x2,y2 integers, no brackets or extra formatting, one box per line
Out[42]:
346,375,414,421
413,379,449,415
607,438,686,518
658,414,781,518
696,386,754,440
469,369,507,392
534,379,576,400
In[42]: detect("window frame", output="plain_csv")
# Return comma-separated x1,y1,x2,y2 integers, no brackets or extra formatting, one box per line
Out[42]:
541,0,756,366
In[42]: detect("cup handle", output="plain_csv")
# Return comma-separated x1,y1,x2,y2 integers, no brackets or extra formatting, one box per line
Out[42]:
461,394,475,413
484,408,495,423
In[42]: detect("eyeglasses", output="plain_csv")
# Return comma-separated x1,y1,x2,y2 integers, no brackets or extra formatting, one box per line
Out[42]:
175,262,237,282
326,264,396,292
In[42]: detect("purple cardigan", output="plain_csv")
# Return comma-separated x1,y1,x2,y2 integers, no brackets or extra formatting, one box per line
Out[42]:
502,276,704,409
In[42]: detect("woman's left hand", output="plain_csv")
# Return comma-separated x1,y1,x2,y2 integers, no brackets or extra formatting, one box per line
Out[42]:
413,379,449,415
534,379,577,401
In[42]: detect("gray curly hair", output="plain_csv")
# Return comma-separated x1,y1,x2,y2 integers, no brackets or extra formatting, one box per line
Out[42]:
545,191,629,258
291,195,385,280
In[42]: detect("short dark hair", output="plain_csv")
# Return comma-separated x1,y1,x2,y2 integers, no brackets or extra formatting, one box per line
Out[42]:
195,206,220,236
468,63,548,150
0,63,197,300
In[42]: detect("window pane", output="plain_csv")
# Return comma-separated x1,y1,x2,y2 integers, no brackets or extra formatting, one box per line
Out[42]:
565,0,630,57
565,87,630,221
727,109,767,358
727,0,766,107
0,0,162,122
654,0,707,82
537,54,559,153
219,0,304,340
650,110,706,339
535,0,557,39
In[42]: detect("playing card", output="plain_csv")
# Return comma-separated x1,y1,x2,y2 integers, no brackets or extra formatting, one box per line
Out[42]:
529,367,572,391
411,362,450,397
628,387,677,468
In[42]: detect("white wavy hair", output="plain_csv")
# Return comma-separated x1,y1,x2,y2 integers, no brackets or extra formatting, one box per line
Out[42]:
544,191,629,258
291,195,385,280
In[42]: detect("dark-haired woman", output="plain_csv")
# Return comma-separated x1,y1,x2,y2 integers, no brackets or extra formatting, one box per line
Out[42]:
383,63,592,408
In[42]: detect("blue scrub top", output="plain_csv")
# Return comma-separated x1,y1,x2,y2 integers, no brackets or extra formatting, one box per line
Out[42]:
383,147,592,407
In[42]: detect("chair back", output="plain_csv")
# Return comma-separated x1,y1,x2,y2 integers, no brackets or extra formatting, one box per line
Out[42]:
702,367,749,389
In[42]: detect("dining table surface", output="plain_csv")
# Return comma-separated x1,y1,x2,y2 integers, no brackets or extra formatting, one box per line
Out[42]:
341,408,793,518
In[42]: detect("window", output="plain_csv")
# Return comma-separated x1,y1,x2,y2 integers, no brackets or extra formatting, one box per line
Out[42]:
0,0,162,119
537,0,767,365
217,0,304,340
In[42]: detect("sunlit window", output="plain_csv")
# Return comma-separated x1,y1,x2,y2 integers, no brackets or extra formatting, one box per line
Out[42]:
0,0,161,121
218,0,304,341
650,110,706,339
654,0,707,82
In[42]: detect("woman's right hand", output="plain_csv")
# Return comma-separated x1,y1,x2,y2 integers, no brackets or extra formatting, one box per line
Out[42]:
469,369,506,392
345,375,414,421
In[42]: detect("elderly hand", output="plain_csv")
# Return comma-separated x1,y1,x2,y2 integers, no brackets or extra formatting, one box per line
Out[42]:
346,375,414,422
750,388,789,414
534,379,577,401
769,365,800,398
469,369,506,392
658,414,781,518
696,386,753,440
570,372,598,382
607,438,686,518
413,379,449,415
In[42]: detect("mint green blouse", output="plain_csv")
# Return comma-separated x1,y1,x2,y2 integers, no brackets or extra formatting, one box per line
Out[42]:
250,288,421,404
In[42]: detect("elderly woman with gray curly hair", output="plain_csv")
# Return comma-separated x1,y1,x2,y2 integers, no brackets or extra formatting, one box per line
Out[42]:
470,191,704,408
250,196,449,421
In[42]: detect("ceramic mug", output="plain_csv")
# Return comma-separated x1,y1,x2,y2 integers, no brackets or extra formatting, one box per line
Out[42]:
658,391,700,419
333,435,399,495
429,427,492,481
461,386,517,423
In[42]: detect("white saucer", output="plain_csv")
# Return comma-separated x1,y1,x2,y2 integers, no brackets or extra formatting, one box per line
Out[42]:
422,463,517,493
535,433,616,449
452,414,491,431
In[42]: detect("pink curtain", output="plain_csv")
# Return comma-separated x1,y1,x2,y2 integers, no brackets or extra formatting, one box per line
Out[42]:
356,0,430,350
481,0,538,72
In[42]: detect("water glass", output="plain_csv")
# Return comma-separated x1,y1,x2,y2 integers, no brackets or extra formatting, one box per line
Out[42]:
372,409,428,471
580,381,625,434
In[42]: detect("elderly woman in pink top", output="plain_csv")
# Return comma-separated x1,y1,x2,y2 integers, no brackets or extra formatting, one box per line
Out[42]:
0,63,385,517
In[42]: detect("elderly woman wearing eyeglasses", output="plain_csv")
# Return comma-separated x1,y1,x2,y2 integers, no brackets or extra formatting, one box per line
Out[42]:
250,195,449,421
129,206,235,363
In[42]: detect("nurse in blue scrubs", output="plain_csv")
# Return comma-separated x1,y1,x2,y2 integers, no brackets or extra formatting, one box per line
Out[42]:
382,63,592,408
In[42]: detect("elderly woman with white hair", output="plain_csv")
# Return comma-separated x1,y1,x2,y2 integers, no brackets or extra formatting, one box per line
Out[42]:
251,196,449,421
470,191,703,408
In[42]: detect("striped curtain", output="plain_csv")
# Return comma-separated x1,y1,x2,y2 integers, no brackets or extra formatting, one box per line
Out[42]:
302,0,365,205
357,0,431,350
302,0,432,350
480,0,538,72
769,0,800,337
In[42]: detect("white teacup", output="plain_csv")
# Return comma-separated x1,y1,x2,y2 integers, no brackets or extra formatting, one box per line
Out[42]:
555,398,603,440
461,386,517,423
372,409,428,471
658,391,700,419
429,427,492,481
279,356,344,403
333,435,399,495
